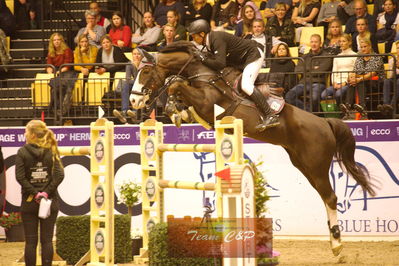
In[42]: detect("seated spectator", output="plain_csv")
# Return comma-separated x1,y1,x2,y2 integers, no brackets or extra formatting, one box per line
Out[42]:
268,43,296,93
113,48,145,124
376,0,399,52
186,0,213,25
235,4,256,37
236,0,262,23
246,19,284,67
323,19,344,55
352,17,378,52
132,12,162,52
321,34,357,106
263,0,292,19
266,2,295,46
109,11,132,52
157,10,187,42
75,10,106,48
90,0,111,30
317,0,340,36
157,23,177,51
46,33,75,116
380,40,399,116
0,29,11,82
345,0,376,35
154,0,186,26
68,34,98,111
285,34,333,111
337,0,355,24
95,35,129,77
0,0,16,36
210,0,238,31
292,0,321,43
15,0,37,30
343,38,384,118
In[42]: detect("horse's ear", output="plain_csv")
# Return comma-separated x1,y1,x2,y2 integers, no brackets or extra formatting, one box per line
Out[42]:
137,48,156,64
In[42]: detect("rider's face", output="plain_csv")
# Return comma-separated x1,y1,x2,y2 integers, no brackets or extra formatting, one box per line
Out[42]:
191,33,204,45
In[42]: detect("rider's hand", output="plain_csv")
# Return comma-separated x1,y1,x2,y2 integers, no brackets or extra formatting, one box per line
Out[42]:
193,49,205,62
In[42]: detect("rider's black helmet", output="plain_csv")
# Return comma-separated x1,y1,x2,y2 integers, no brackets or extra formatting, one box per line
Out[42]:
188,19,210,35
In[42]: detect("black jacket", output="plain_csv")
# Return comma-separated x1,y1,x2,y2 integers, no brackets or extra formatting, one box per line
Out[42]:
269,59,296,91
345,13,376,35
15,144,64,199
203,31,262,71
95,46,129,74
296,49,333,84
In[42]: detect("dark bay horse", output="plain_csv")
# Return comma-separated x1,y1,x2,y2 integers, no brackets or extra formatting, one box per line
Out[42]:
130,42,375,256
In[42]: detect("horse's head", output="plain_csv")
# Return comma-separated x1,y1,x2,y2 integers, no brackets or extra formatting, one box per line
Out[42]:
130,65,166,109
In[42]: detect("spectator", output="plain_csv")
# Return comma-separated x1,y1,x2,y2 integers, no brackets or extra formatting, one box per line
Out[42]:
0,0,16,36
266,2,295,46
186,0,213,25
285,34,333,111
46,33,75,116
15,120,64,266
376,0,398,52
245,19,284,67
15,0,37,30
109,11,132,52
292,0,321,43
345,0,376,35
317,0,340,36
89,0,111,30
157,10,187,42
268,43,296,93
337,0,355,24
154,0,186,26
210,0,238,31
380,40,399,116
344,38,384,118
157,23,177,50
321,34,357,107
132,11,162,52
75,10,106,48
373,0,395,18
236,0,262,22
95,35,129,77
235,4,256,37
263,0,292,19
323,19,344,55
113,48,145,124
352,17,378,52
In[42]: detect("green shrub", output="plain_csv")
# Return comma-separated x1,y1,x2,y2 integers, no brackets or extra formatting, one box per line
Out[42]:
56,215,132,265
148,223,221,266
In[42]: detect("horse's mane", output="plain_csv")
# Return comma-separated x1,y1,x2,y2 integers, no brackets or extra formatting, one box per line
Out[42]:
159,41,198,56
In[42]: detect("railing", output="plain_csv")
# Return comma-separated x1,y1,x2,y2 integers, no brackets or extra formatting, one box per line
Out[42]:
0,54,398,126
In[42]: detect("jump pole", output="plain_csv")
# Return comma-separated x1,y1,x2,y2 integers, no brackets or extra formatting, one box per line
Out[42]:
137,116,256,265
58,118,115,266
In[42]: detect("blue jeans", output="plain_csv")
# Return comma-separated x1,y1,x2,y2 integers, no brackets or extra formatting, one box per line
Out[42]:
121,81,133,111
285,83,325,111
321,85,349,104
383,78,399,105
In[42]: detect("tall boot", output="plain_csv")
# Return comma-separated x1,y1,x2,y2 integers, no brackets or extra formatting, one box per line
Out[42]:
249,87,280,131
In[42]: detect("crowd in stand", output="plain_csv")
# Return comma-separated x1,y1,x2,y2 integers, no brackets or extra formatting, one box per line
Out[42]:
1,0,399,122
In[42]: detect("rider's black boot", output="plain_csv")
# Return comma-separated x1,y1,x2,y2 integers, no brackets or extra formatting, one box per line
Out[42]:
249,87,280,131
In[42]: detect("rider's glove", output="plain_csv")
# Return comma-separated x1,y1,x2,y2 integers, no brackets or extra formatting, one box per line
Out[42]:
193,49,206,62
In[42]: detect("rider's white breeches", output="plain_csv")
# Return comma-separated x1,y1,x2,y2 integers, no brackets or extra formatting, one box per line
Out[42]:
241,47,265,96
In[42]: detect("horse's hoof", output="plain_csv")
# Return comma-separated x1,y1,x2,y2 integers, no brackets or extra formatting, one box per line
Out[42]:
172,114,182,128
332,244,343,256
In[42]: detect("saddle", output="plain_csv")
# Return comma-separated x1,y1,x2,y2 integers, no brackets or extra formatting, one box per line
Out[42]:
223,69,285,114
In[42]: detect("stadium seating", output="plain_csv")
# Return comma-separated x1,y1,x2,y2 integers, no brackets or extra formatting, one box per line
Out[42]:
85,72,111,105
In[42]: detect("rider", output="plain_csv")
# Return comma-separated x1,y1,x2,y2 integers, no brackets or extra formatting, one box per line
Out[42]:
187,19,279,131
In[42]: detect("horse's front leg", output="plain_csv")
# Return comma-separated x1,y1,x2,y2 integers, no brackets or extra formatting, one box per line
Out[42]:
325,204,343,256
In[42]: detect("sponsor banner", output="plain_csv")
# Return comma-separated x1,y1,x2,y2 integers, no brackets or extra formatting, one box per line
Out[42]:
1,121,399,237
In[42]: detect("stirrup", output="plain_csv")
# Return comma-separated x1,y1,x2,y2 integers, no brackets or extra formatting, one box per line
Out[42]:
256,115,280,132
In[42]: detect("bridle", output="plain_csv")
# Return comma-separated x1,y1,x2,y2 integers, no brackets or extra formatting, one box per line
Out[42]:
131,54,195,107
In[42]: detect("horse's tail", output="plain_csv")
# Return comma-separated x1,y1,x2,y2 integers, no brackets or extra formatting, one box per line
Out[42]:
326,118,376,196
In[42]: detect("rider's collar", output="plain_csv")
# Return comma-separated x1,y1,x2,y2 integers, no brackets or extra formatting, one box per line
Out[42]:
205,33,210,51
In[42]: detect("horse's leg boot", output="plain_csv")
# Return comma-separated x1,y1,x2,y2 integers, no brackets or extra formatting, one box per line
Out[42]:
249,88,280,131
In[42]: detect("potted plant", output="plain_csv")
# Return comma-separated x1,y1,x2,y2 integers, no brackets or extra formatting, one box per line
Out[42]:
117,180,142,257
0,212,24,242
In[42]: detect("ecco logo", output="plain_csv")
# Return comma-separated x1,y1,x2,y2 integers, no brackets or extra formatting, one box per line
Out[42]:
351,128,364,136
370,129,391,135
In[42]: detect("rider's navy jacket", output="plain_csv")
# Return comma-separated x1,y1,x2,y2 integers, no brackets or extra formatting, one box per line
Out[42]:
203,31,263,71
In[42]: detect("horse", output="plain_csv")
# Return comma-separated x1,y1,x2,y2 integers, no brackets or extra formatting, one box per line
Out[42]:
130,41,376,256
